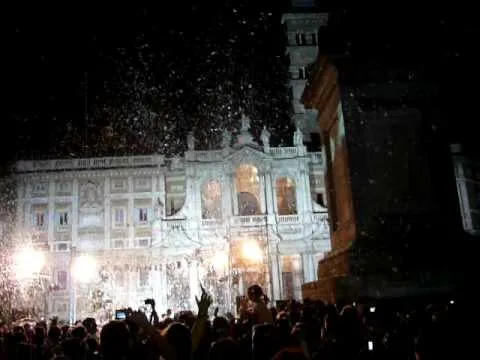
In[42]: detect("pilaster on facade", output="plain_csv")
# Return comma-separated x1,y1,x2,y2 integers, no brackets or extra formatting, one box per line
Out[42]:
104,178,111,249
72,179,79,248
47,180,55,246
128,197,134,248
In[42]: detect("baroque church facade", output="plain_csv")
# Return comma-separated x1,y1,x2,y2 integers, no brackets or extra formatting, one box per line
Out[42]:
14,117,330,321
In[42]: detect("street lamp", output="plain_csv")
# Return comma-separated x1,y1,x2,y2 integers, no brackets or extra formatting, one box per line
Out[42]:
70,253,97,323
241,240,263,263
13,247,45,280
211,251,228,275
13,247,49,318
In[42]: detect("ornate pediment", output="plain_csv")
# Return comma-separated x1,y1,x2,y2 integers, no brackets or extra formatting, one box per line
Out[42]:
226,146,271,169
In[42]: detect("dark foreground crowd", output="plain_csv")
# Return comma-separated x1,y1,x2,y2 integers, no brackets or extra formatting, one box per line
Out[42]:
0,285,459,360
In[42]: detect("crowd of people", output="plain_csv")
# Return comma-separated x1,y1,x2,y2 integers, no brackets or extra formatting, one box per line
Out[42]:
0,284,458,359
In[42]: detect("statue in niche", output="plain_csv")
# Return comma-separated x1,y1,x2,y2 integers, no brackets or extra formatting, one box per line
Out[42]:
222,129,232,148
261,126,271,148
79,180,104,228
240,114,251,132
293,126,303,147
187,132,195,151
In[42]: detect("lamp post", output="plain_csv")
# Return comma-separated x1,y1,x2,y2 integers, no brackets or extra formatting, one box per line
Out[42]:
69,247,97,324
69,246,76,324
13,247,48,319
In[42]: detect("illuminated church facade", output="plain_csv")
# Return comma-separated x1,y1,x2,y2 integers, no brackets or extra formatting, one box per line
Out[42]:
14,116,330,321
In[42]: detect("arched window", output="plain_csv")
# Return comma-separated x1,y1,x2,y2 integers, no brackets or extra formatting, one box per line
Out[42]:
201,180,222,219
235,165,261,215
276,177,297,215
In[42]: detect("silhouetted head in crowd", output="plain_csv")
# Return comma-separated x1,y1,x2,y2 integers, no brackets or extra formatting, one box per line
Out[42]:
100,320,131,360
48,325,61,343
212,316,230,339
71,325,87,340
82,317,97,335
247,284,264,302
271,347,309,360
162,322,192,360
62,337,87,360
209,337,240,360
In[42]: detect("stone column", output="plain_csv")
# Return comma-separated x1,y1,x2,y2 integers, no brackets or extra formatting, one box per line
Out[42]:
302,252,314,283
128,268,136,307
188,260,199,310
231,172,238,215
265,172,275,222
158,264,169,313
270,252,282,301
128,197,134,248
259,171,266,214
16,184,24,232
72,179,79,248
104,178,111,249
48,180,55,248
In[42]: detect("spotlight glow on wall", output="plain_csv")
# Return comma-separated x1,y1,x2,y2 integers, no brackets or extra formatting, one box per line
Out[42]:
72,255,97,283
241,240,263,263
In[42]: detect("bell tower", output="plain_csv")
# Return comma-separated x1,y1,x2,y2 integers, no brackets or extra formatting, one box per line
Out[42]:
282,1,328,145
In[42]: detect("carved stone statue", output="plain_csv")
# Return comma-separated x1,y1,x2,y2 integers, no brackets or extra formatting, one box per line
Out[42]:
261,126,271,147
240,114,251,132
222,129,232,148
293,127,303,147
187,132,195,150
235,114,255,147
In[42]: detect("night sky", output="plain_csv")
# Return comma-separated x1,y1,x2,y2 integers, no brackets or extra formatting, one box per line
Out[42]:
3,1,478,170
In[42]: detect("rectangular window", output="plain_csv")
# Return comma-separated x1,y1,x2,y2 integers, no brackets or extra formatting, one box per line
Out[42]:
139,269,149,287
57,270,68,290
33,183,48,194
113,240,125,248
112,179,127,191
35,212,46,228
135,178,150,191
113,208,126,227
58,212,68,227
56,182,71,194
138,238,150,247
138,208,148,223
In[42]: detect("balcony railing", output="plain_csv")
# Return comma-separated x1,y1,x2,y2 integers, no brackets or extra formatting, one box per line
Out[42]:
276,215,300,223
163,219,187,231
268,147,299,158
158,212,328,231
230,215,267,227
201,219,224,228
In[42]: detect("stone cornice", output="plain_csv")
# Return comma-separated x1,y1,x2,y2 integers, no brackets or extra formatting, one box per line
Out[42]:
16,167,164,182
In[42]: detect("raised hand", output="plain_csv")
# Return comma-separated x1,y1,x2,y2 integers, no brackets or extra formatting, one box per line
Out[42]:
195,283,212,317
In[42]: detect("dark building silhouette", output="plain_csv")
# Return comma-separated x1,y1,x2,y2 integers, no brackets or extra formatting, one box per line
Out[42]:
301,54,467,302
